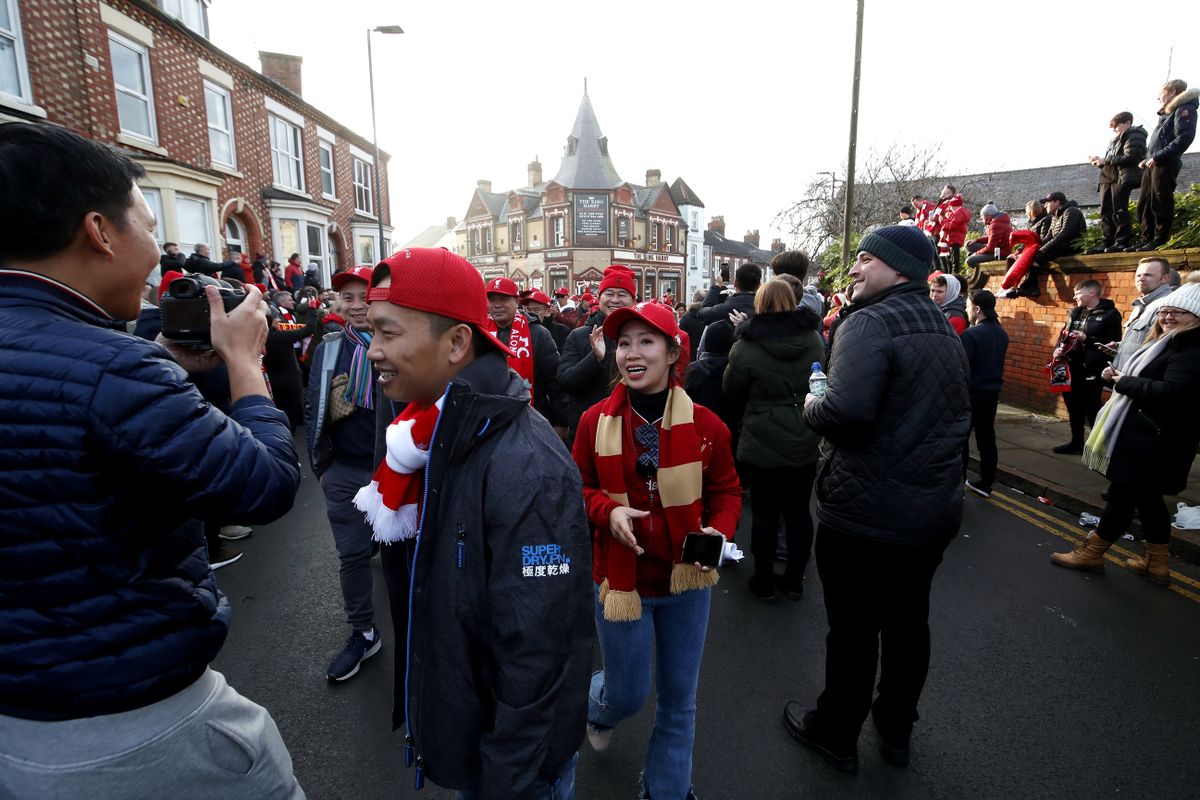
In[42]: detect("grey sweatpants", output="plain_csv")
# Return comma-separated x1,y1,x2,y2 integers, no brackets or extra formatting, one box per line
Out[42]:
0,668,304,799
319,458,377,631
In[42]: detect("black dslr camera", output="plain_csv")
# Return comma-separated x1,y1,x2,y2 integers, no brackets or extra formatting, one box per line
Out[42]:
160,274,248,346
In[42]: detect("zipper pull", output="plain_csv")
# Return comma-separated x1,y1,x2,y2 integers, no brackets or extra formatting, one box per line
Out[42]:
414,756,425,790
405,735,414,768
456,524,465,569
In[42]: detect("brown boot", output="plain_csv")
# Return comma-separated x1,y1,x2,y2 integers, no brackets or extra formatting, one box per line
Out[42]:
1050,533,1111,572
1126,542,1172,586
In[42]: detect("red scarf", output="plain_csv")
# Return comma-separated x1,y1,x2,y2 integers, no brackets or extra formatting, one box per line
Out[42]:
353,400,442,543
486,314,535,405
593,382,714,622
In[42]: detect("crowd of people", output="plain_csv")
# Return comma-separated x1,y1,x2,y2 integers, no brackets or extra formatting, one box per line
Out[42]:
2,83,1199,800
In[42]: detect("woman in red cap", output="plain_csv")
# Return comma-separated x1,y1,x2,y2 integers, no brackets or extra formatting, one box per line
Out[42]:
572,301,741,800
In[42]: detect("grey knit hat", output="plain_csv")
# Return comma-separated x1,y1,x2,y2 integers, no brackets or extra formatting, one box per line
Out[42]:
856,225,934,282
980,203,1001,219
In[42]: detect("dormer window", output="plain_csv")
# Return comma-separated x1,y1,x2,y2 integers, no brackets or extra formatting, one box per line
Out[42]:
567,135,578,156
599,137,608,156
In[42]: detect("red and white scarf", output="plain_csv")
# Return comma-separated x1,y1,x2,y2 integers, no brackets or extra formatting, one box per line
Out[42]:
593,382,715,622
486,314,535,405
353,399,443,543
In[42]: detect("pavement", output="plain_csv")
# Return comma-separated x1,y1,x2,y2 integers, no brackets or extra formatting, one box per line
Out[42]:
967,403,1200,564
209,434,1200,800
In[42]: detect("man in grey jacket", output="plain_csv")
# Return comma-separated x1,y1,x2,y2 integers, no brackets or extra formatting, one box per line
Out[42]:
1108,256,1174,370
782,225,970,773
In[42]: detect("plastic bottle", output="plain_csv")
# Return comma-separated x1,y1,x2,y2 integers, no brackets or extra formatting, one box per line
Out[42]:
809,362,827,397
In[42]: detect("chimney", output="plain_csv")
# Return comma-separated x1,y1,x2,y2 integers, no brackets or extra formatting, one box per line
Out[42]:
744,229,760,248
259,52,303,96
477,179,492,194
645,169,661,187
528,158,542,186
446,216,457,230
771,238,785,254
707,215,725,235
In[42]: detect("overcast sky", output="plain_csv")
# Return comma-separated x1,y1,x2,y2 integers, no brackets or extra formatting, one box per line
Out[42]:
208,0,1199,250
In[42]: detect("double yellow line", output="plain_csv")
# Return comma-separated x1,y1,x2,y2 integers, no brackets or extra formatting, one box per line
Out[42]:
984,489,1200,605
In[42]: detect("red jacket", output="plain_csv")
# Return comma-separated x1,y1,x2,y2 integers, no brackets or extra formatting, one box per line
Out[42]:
968,212,1013,258
937,196,971,247
573,399,742,596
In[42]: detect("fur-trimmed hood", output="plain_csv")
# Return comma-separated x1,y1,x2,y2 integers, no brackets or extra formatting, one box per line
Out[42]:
1162,88,1200,115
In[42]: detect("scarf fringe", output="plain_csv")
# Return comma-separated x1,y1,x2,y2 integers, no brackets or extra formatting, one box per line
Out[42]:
602,589,643,622
353,482,419,543
670,562,720,595
598,578,610,603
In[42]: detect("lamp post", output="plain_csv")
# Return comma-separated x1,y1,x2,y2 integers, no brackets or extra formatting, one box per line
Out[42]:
367,25,403,262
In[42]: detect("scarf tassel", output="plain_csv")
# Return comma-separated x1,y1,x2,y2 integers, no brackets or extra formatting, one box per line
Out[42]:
670,562,720,594
353,481,420,543
602,589,643,622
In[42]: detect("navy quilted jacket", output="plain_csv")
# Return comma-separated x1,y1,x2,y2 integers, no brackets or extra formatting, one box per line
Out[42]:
805,281,970,545
0,270,301,721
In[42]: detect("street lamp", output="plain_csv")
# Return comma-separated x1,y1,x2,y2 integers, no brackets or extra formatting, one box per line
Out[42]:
367,25,403,262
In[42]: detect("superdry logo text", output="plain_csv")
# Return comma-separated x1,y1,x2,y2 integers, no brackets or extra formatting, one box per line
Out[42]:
521,544,571,578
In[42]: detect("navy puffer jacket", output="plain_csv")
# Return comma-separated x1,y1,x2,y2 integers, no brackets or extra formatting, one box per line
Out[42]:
0,271,301,721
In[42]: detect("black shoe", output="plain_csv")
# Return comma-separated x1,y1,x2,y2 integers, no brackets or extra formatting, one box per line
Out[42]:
1105,244,1129,253
774,573,804,601
1084,246,1109,255
327,626,383,682
782,703,858,772
879,739,911,767
1052,442,1083,455
748,575,777,603
965,480,992,498
208,542,243,570
1125,241,1155,253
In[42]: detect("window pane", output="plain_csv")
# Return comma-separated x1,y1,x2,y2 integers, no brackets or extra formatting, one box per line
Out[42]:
306,224,322,259
358,235,374,264
279,220,299,257
142,189,164,244
0,2,12,29
210,131,231,165
176,196,209,249
116,92,152,138
205,87,227,128
0,38,19,97
110,41,145,94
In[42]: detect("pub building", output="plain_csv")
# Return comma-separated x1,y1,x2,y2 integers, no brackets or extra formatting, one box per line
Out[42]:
459,87,690,300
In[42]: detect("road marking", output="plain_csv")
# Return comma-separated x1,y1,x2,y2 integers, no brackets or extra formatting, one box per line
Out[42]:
980,490,1200,604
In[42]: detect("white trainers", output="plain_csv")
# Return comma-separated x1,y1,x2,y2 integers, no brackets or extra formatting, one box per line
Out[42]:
586,724,612,752
219,525,253,541
965,481,991,499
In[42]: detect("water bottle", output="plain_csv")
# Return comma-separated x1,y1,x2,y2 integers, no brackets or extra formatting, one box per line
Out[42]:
809,362,827,398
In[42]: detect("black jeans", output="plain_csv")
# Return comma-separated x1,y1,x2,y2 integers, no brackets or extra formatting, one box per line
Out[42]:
813,525,949,747
1137,158,1182,244
1096,481,1171,545
1063,373,1104,444
745,463,816,585
964,392,1000,490
1099,182,1135,247
939,246,961,274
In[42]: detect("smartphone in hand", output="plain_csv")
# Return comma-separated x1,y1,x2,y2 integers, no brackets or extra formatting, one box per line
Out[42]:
681,532,723,568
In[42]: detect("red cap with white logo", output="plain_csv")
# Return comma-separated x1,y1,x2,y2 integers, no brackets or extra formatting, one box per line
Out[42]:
484,277,519,297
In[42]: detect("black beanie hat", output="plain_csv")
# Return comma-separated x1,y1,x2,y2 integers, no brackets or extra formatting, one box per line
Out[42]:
857,225,934,282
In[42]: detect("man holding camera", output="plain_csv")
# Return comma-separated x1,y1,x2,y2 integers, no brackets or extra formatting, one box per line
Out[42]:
0,122,304,797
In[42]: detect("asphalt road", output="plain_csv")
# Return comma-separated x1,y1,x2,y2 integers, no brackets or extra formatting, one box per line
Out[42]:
212,454,1200,800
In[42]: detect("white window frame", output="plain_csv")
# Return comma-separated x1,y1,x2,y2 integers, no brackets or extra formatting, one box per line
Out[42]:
203,80,235,168
108,30,157,144
1,0,33,106
224,216,245,255
269,114,304,192
142,187,165,245
175,193,213,253
352,157,373,216
318,139,336,200
553,216,565,247
162,0,207,37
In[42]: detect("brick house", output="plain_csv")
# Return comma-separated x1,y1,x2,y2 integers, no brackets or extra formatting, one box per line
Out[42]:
0,0,392,286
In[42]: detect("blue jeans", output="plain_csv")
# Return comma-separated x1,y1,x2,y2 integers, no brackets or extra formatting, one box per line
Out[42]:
589,585,711,800
455,751,577,800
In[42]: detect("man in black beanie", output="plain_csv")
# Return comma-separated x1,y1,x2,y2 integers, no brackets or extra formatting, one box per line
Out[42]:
782,225,970,773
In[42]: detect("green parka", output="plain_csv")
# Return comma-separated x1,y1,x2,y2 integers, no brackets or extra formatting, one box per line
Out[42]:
723,308,825,469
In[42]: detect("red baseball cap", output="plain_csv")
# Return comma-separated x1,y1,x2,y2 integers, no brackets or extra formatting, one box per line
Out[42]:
603,300,681,343
484,276,519,297
368,248,514,356
521,289,554,306
331,265,374,291
580,292,595,304
553,287,569,297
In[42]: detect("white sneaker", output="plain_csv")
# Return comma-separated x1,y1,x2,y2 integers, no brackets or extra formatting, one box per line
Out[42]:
586,724,612,752
965,481,991,499
219,525,253,541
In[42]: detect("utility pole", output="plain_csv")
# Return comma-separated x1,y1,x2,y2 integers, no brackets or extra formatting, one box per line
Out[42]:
840,0,865,269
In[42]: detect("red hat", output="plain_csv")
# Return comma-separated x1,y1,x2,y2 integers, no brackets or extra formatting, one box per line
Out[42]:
518,288,535,300
580,292,595,304
602,300,681,343
484,276,519,297
521,289,554,306
368,248,514,356
331,265,374,291
553,287,569,297
159,270,185,301
599,265,637,298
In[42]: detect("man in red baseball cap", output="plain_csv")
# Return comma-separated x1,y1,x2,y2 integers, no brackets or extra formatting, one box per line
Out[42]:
361,248,592,798
556,264,636,443
522,289,572,353
304,264,389,682
484,277,568,436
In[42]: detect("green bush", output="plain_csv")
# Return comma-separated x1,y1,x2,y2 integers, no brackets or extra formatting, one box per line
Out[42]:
1164,183,1200,249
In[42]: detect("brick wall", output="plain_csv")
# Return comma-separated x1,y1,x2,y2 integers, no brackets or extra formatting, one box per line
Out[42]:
11,0,390,271
983,249,1198,416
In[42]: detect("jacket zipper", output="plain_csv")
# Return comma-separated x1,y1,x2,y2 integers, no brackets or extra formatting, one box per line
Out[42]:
456,524,465,568
404,384,451,791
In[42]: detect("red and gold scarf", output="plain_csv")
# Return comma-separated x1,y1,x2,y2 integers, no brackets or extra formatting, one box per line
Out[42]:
594,382,714,622
486,314,535,405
